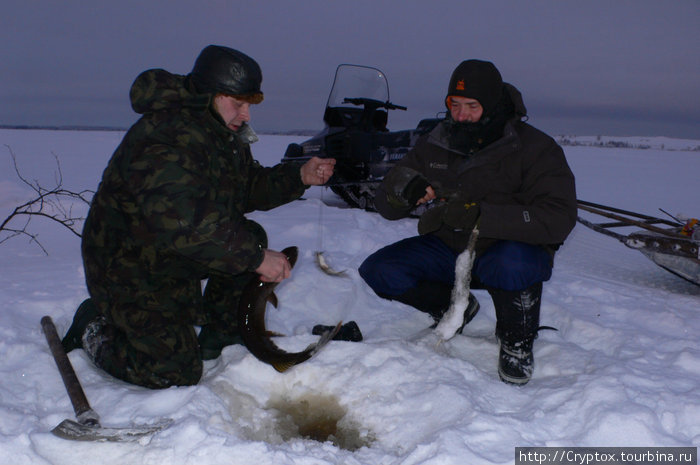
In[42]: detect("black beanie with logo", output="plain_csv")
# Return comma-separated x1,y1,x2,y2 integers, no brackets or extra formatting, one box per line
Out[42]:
445,60,503,115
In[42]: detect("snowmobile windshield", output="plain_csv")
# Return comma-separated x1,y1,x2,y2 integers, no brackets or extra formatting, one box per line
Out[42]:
326,64,390,108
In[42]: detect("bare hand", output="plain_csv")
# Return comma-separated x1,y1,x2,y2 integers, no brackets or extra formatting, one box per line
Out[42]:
300,157,336,185
416,185,436,205
255,249,292,283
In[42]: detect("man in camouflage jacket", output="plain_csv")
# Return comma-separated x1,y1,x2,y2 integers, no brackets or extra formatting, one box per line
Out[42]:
62,45,335,388
359,60,577,385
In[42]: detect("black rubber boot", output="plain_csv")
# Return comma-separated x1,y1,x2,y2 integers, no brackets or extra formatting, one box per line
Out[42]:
61,298,99,353
198,326,243,360
455,293,480,334
488,282,543,385
498,337,535,385
81,316,110,362
427,293,480,334
389,281,480,333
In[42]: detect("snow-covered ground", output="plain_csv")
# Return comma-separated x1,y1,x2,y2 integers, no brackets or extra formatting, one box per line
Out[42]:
0,129,698,465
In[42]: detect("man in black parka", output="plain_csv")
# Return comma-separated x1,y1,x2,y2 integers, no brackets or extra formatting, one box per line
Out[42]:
359,60,577,385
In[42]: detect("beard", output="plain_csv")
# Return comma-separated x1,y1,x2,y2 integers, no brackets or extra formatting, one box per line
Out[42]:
445,95,514,155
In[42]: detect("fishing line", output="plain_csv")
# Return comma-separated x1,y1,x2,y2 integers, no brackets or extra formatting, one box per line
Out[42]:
317,188,325,251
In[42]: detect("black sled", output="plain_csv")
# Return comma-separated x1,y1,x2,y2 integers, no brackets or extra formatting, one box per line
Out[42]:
281,64,440,213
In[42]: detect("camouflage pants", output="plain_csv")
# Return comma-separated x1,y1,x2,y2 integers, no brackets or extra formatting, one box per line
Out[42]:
86,272,254,389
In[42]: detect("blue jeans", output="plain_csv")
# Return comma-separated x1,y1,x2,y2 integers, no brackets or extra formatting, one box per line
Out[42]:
359,235,553,294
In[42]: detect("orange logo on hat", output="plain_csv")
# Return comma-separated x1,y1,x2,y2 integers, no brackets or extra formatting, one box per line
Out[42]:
456,79,465,91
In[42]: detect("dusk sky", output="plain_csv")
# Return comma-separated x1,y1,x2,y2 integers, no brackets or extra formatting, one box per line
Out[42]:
2,1,699,138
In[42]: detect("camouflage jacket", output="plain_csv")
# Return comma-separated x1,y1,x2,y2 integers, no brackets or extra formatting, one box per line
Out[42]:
82,69,307,303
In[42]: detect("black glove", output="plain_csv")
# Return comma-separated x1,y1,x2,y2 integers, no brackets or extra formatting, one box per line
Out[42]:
384,167,430,208
401,175,430,206
312,321,363,342
443,198,480,231
417,202,447,235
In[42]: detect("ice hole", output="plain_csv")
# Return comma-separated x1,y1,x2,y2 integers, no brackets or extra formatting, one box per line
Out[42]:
266,392,374,451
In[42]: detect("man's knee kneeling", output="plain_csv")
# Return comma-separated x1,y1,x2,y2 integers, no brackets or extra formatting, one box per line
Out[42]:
136,356,203,389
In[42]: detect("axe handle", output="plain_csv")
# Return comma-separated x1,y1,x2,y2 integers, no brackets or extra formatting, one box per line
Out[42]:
41,316,99,426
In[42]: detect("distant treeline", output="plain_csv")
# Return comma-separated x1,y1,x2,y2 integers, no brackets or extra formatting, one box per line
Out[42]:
0,124,127,132
0,125,318,136
555,136,700,152
2,125,698,151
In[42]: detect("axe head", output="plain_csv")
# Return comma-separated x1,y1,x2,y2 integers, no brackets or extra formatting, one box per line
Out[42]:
52,418,173,442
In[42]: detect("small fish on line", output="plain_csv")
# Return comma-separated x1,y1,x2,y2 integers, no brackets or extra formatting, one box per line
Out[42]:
315,251,347,277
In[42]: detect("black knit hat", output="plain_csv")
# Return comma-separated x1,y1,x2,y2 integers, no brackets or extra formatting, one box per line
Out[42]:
191,45,264,103
445,59,503,115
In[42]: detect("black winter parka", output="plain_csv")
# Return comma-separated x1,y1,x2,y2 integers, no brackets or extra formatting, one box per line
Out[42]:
375,84,577,254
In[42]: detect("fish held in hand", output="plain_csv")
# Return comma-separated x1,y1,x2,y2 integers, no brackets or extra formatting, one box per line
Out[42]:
238,246,342,372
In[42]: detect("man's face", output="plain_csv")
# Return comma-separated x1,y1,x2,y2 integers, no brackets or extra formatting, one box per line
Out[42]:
213,95,251,131
448,96,483,123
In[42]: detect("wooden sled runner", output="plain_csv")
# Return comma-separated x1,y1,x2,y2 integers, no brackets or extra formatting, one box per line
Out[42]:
577,200,700,286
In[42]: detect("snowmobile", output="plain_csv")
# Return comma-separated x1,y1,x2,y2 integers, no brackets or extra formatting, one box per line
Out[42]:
281,64,441,212
577,200,700,286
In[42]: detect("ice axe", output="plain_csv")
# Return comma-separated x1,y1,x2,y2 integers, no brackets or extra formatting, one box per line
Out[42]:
41,316,172,442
